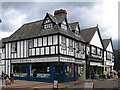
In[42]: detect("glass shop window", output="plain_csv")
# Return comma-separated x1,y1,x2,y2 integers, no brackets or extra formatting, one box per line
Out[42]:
65,63,74,77
13,64,27,77
30,63,50,78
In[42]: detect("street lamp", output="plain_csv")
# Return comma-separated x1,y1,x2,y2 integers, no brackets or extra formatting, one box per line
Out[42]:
0,19,2,23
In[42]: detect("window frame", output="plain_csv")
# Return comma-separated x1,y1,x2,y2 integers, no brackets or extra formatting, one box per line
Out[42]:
11,42,17,53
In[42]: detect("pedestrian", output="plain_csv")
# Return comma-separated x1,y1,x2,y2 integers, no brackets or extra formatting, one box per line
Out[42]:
10,71,14,83
107,72,110,79
103,70,107,79
1,71,6,85
117,70,120,78
90,72,95,81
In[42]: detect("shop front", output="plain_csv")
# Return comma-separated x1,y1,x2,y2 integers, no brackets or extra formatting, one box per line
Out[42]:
75,59,86,81
89,61,103,77
11,56,75,82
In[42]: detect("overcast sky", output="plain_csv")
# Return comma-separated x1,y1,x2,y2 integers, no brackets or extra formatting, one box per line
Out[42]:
0,0,119,49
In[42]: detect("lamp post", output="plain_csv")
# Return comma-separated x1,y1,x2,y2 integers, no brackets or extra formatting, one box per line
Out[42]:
0,16,1,24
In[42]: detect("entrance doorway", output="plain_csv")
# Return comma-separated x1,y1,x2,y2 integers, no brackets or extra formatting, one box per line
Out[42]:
53,63,63,82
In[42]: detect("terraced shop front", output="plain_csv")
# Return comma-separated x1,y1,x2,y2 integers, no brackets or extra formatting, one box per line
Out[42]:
11,56,76,82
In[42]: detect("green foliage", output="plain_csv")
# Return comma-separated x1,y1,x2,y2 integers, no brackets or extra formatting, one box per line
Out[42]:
114,49,120,70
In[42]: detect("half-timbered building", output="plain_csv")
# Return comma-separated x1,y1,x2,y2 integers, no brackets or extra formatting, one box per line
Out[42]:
0,40,5,75
81,26,104,79
102,39,114,73
2,9,86,82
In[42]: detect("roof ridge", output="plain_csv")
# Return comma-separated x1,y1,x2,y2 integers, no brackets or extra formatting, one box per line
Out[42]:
81,26,97,30
24,19,43,25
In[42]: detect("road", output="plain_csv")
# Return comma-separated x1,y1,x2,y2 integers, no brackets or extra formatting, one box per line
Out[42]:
0,78,119,89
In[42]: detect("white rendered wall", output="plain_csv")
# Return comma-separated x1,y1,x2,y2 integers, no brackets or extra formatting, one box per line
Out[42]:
89,31,103,49
106,42,113,53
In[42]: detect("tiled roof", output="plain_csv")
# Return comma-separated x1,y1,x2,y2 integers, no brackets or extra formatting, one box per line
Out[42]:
2,19,86,43
80,27,97,43
102,39,111,49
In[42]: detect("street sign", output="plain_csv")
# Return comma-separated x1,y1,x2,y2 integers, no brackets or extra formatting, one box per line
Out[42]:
84,82,94,90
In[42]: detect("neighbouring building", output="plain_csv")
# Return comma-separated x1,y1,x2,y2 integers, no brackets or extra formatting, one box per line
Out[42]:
0,40,5,75
2,9,86,82
102,39,114,73
81,26,104,79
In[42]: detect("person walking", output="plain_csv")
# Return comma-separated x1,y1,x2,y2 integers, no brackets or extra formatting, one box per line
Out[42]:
10,71,14,83
90,72,95,81
103,70,107,79
118,70,120,78
1,71,6,85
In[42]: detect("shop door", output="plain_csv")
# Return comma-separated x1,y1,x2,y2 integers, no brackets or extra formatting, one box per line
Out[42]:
53,64,63,82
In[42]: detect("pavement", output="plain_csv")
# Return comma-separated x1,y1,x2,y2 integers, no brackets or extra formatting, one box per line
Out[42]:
0,78,119,89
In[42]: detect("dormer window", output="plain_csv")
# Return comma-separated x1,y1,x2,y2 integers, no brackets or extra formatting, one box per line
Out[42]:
61,21,67,30
43,17,53,30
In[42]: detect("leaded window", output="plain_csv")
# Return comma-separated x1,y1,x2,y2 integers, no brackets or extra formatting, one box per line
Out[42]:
61,36,66,50
11,42,17,52
29,40,33,49
44,17,53,30
69,39,73,52
61,21,67,30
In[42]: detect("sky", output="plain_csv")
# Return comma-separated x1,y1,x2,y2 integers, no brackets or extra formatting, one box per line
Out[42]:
0,0,119,49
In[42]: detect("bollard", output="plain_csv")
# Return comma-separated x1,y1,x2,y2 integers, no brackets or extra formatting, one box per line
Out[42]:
53,80,58,89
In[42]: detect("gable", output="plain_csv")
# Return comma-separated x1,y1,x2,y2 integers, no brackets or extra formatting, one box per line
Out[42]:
106,42,113,52
44,17,52,24
89,30,103,49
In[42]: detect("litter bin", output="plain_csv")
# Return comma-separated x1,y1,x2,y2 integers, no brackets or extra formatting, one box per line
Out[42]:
53,80,58,88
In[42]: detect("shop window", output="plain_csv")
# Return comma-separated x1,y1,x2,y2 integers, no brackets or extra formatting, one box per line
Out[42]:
65,63,74,77
30,63,50,78
11,42,17,53
13,64,27,77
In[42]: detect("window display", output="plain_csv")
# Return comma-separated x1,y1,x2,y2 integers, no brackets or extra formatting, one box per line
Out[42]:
30,63,50,78
13,64,27,77
65,63,74,77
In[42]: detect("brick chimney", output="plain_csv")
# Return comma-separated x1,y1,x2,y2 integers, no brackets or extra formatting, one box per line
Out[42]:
54,9,67,16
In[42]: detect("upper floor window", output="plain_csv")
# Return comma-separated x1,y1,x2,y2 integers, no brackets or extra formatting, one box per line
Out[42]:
107,52,112,60
11,42,17,52
29,40,33,49
44,17,53,30
61,21,67,30
69,39,73,52
79,43,84,54
92,46,97,55
97,48,101,56
75,42,79,53
61,36,66,50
